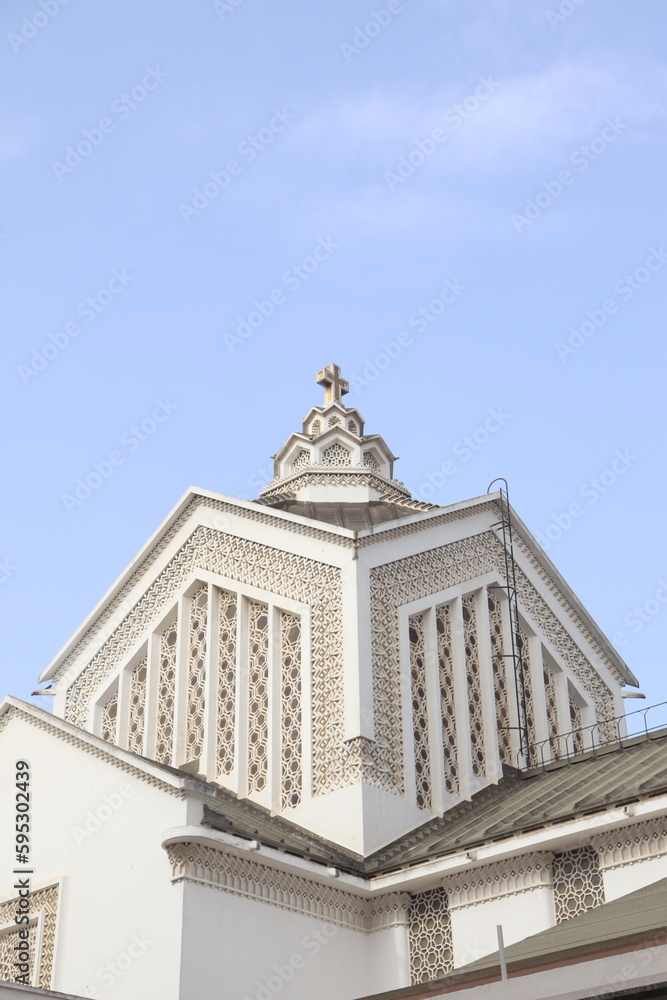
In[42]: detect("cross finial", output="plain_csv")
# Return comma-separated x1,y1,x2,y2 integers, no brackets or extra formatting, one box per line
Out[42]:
316,363,349,404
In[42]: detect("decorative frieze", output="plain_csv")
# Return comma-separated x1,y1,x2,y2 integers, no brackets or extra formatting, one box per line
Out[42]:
166,841,408,934
594,818,667,872
446,854,553,910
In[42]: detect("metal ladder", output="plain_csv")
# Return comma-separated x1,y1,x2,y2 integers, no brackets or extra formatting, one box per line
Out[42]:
488,478,530,763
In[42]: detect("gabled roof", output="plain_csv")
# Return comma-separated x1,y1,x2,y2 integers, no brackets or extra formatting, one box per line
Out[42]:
38,484,637,687
204,729,667,875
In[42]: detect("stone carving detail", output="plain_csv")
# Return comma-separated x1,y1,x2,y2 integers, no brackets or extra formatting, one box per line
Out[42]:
247,601,270,794
100,690,117,744
544,667,561,760
518,627,537,764
0,883,59,989
436,603,458,795
408,888,454,984
127,655,147,755
155,617,178,765
217,590,237,777
594,818,667,871
363,451,380,471
447,854,553,909
409,613,431,810
292,449,311,472
488,591,511,764
64,524,345,796
569,694,585,754
186,584,208,762
321,443,351,466
281,611,302,809
463,593,485,778
167,841,405,933
552,846,604,923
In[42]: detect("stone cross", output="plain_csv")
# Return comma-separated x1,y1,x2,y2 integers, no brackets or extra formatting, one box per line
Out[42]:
316,363,349,404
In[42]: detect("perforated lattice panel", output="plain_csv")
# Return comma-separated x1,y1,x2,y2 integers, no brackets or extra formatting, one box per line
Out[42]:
0,884,59,989
292,449,311,472
462,593,485,777
321,443,351,466
570,696,585,753
488,591,511,764
408,888,454,984
544,667,561,760
552,846,604,923
363,451,380,471
186,584,208,762
155,617,178,765
217,589,237,777
100,691,118,744
436,603,458,795
280,611,302,809
409,613,431,810
247,601,270,793
518,626,537,764
127,656,147,754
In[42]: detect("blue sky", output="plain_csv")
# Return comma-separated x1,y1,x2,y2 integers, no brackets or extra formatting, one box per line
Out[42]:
1,0,666,721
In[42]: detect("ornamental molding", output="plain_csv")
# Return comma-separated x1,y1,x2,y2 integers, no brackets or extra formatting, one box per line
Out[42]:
445,853,554,910
260,467,412,501
593,817,667,872
1,702,186,797
166,841,408,933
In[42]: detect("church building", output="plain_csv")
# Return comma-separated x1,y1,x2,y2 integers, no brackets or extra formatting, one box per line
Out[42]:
1,365,666,1000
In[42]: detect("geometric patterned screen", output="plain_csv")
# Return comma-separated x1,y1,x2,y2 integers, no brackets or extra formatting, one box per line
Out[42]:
96,581,303,811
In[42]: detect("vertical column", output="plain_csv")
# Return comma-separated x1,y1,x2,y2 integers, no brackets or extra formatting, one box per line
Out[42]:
424,607,446,814
116,663,132,751
268,605,281,814
144,629,161,760
476,588,503,783
236,596,249,797
450,595,474,800
173,593,191,766
202,584,219,781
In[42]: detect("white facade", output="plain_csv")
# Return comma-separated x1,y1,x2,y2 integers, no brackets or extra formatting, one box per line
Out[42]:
1,365,662,999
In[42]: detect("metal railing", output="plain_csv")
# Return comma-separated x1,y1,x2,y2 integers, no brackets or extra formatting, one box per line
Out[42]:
506,700,667,770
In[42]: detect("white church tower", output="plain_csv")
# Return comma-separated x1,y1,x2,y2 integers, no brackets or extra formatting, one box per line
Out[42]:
3,365,665,1000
